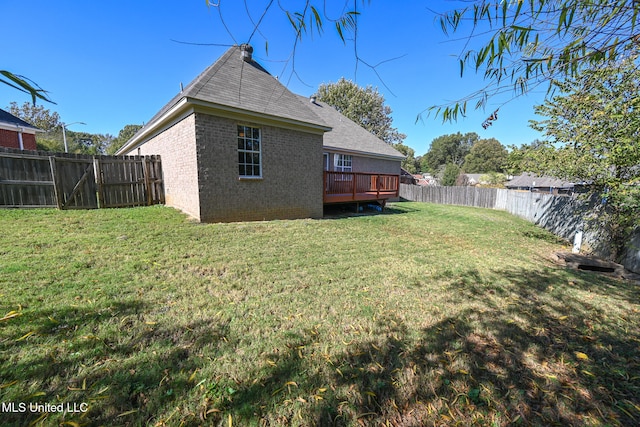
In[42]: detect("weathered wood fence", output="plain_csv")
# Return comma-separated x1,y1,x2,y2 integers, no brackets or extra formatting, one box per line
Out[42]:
0,147,163,209
399,184,499,209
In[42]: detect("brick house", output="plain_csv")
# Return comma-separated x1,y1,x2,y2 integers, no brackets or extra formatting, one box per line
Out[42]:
117,44,403,222
0,108,39,150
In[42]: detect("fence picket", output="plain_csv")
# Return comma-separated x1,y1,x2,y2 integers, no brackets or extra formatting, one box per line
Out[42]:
0,147,163,209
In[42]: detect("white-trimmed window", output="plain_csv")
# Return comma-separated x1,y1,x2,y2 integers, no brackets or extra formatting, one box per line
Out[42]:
238,125,261,178
334,154,352,172
323,153,329,171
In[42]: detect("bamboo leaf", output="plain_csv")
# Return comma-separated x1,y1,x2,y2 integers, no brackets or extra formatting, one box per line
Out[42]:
558,6,568,33
16,331,36,341
335,22,345,43
0,380,18,389
0,70,54,104
285,11,297,32
310,6,323,33
575,351,589,360
0,310,22,322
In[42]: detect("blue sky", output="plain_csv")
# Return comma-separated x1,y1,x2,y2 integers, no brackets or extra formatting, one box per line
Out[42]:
1,1,545,156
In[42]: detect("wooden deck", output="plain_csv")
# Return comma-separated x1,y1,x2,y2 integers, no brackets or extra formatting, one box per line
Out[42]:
324,171,400,204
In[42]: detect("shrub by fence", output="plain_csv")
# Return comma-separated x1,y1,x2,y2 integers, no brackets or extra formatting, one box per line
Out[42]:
0,147,163,209
400,184,639,274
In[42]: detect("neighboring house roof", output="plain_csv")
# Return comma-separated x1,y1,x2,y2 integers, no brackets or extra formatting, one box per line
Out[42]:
464,173,484,185
303,97,404,160
0,108,40,133
401,168,416,184
118,45,330,154
506,173,574,189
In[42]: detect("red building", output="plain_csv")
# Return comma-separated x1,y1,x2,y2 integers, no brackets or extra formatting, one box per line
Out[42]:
0,108,39,150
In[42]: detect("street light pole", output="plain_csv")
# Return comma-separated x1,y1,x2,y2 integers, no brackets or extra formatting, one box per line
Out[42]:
61,121,86,153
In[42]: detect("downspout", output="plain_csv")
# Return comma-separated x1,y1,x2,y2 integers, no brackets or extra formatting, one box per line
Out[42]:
16,125,24,150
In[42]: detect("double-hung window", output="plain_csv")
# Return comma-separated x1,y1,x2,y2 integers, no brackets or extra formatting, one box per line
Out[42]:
334,154,352,172
238,125,261,178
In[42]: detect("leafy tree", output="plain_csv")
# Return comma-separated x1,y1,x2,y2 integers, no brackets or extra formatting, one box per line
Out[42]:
7,102,122,154
1,71,53,104
7,102,64,151
8,102,60,131
504,139,545,175
316,78,406,145
211,1,640,126
528,52,640,256
431,0,640,121
107,124,143,155
463,138,507,173
35,134,65,152
441,163,461,186
395,142,420,173
422,132,477,173
479,172,507,187
64,131,114,155
456,173,471,186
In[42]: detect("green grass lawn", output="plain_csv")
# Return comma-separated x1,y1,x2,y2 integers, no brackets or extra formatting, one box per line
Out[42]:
1,202,638,426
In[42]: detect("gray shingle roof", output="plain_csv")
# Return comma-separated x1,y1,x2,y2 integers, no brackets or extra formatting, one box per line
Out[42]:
302,97,404,160
0,108,39,130
121,45,405,160
506,173,575,189
140,45,327,132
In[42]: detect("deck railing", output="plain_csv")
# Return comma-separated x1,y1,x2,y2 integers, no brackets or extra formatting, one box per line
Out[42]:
323,171,399,203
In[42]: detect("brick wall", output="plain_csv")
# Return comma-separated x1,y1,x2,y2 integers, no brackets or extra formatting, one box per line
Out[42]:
137,115,201,220
0,129,37,150
195,113,324,222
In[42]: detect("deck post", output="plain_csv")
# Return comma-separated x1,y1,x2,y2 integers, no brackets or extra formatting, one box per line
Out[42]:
352,172,356,200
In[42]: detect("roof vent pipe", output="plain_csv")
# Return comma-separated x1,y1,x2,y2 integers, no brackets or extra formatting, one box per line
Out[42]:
240,44,253,62
310,95,317,104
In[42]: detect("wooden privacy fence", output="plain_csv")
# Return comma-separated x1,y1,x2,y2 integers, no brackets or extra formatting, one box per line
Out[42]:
399,183,498,209
0,147,163,209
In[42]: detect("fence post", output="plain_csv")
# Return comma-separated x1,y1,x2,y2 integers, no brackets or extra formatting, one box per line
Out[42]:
48,156,63,209
94,157,104,208
143,157,152,206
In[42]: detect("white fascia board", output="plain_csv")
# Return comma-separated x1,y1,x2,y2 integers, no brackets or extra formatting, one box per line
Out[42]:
0,123,39,134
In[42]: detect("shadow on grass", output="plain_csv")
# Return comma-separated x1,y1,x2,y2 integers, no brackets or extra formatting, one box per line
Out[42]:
217,267,640,426
2,267,639,426
322,202,420,220
0,299,230,426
